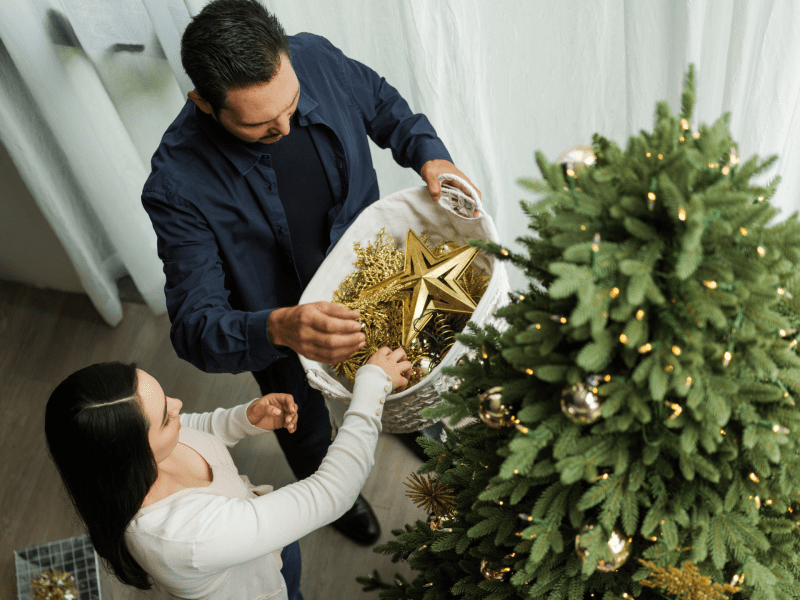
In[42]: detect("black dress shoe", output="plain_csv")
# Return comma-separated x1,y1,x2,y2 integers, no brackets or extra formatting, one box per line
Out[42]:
397,421,447,462
331,494,381,545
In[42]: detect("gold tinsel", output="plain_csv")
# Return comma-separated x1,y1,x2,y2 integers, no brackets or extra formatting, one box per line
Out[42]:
404,472,458,517
638,560,741,600
333,228,489,383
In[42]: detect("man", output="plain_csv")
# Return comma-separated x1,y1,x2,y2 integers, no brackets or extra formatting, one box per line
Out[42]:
141,0,479,546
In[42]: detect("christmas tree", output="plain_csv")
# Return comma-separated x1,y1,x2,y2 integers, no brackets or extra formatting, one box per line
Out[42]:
359,66,800,600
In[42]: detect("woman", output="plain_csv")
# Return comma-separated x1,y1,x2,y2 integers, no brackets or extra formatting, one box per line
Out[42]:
45,347,411,600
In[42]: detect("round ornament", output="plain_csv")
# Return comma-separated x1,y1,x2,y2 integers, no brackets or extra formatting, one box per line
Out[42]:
478,386,512,428
455,350,482,368
561,375,604,424
435,240,459,256
427,511,456,532
557,145,596,178
480,559,511,581
574,524,632,572
418,356,433,377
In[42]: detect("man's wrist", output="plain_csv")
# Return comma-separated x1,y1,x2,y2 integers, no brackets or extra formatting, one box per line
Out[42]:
267,307,285,347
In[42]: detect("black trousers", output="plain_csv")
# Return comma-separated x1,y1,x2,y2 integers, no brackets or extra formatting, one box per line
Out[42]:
251,352,333,481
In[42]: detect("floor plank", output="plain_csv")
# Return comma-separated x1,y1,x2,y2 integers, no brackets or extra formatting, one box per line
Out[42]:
0,281,422,600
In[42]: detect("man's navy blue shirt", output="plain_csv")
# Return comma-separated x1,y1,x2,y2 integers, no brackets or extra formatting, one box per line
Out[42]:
142,33,450,374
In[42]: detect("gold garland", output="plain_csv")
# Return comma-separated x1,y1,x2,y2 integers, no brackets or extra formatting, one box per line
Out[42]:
638,560,741,600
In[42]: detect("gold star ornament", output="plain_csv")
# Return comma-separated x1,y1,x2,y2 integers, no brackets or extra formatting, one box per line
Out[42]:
361,230,480,345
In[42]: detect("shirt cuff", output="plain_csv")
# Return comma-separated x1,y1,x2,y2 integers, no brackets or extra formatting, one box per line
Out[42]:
413,138,452,174
248,307,287,366
348,364,394,425
232,401,271,436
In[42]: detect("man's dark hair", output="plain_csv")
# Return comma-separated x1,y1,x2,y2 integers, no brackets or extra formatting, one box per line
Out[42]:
45,362,157,590
181,0,292,115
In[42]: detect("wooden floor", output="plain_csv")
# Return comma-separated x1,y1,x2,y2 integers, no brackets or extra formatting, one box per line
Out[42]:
0,280,423,599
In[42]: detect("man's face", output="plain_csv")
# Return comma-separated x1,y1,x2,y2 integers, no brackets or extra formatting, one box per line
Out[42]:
215,54,300,144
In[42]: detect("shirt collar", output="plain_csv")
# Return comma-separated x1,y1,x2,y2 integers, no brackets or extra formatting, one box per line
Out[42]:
194,89,320,176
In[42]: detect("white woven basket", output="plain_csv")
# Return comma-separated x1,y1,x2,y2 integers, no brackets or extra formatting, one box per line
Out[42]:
299,175,510,433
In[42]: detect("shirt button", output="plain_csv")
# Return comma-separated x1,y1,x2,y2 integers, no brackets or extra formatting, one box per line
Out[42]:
375,408,382,416
269,183,275,190
380,397,385,404
383,385,390,393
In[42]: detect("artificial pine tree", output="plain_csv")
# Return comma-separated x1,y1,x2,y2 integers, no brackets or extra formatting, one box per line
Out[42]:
359,66,800,600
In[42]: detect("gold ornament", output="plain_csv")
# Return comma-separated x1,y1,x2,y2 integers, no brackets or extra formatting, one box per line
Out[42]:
427,511,456,532
557,145,596,178
561,375,604,424
434,240,459,256
575,524,632,571
404,472,457,517
639,560,740,600
332,228,488,382
31,569,78,600
480,559,511,581
478,386,512,428
361,230,479,345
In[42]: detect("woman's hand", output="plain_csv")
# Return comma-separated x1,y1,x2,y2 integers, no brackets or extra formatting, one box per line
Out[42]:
246,393,298,433
367,347,413,392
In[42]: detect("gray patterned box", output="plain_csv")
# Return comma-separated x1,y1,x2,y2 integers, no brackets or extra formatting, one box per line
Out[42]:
14,535,102,600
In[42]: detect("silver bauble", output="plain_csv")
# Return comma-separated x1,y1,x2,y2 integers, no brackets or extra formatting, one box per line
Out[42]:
575,524,631,572
455,350,482,368
557,145,596,178
417,356,433,378
561,375,604,424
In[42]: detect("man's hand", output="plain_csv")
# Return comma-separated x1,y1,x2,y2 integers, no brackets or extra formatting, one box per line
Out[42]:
247,393,298,432
420,159,482,217
268,301,366,364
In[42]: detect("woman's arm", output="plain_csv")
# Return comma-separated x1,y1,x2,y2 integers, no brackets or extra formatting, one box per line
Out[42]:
179,402,264,447
188,364,392,571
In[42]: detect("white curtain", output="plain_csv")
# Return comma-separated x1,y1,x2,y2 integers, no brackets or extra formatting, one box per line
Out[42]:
2,0,799,324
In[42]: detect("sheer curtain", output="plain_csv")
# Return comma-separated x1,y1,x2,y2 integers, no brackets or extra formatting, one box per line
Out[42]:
2,0,799,324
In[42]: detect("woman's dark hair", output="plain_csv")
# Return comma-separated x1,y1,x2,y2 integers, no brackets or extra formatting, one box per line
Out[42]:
181,0,292,115
45,362,157,590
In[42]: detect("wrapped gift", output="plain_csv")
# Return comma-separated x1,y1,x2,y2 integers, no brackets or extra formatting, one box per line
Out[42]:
298,175,509,433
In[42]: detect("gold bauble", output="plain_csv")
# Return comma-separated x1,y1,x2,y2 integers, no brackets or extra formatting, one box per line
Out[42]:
560,375,604,424
480,559,511,581
478,386,512,428
427,511,456,532
575,524,632,572
435,240,459,256
557,145,596,178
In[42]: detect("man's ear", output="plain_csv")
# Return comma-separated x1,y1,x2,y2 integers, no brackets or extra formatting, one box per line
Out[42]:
188,91,214,115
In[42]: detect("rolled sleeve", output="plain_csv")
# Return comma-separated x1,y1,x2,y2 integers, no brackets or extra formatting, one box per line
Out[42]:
339,46,451,173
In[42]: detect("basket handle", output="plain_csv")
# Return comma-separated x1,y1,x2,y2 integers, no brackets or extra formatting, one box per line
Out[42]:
305,368,350,404
438,173,483,218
